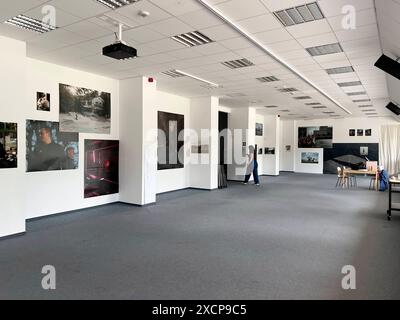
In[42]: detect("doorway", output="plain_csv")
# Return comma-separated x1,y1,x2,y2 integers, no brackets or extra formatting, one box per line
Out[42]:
218,111,228,188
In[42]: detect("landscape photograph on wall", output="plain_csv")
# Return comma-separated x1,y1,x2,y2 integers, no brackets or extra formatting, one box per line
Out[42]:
26,120,79,172
298,126,333,148
84,140,119,198
301,152,319,164
59,83,111,134
0,122,17,169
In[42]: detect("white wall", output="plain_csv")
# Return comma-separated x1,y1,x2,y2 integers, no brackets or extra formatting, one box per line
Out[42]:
25,59,120,219
0,36,26,237
156,91,191,194
227,107,254,181
189,96,219,190
295,148,324,174
280,120,295,172
1,35,120,237
280,117,398,175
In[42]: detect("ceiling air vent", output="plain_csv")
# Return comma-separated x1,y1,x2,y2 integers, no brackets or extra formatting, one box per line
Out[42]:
264,105,279,108
306,43,343,56
274,2,324,27
96,0,141,9
326,66,354,74
312,106,327,109
172,31,213,47
278,87,298,93
222,58,254,69
338,81,362,87
353,99,371,103
4,14,56,33
161,70,186,78
358,105,373,108
305,102,321,106
256,76,279,83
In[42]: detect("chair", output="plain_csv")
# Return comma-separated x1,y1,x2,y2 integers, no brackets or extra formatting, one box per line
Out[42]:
369,174,380,190
336,167,349,188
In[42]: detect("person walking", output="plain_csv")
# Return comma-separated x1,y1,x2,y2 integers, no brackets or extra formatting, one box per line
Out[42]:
243,145,260,186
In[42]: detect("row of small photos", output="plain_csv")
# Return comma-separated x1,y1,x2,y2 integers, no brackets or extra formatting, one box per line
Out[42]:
349,129,371,137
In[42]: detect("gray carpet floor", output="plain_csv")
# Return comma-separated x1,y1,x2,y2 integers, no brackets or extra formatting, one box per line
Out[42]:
1,173,400,300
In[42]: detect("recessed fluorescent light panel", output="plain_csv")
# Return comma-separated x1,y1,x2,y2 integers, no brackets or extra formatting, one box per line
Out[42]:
294,96,312,100
306,43,343,56
172,31,213,47
256,76,279,82
173,69,219,87
222,58,254,69
347,91,367,96
337,81,362,87
162,70,186,78
326,66,355,75
4,14,56,33
274,2,324,27
96,0,141,9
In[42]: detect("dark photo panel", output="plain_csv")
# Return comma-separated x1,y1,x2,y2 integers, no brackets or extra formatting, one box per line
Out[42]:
255,123,263,136
36,92,50,111
59,83,111,134
357,129,364,136
298,126,333,148
158,111,184,170
0,122,17,169
349,129,355,137
26,120,79,172
84,140,119,198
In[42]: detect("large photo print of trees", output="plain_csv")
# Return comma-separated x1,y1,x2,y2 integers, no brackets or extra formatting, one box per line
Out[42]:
59,83,111,134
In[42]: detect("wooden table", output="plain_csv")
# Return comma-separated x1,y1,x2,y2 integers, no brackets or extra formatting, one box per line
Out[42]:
343,169,379,191
387,179,400,221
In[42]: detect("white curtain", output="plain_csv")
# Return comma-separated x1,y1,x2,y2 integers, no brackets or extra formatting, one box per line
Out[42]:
380,125,400,175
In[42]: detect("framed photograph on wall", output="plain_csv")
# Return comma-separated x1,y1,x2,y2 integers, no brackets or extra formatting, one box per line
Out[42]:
349,129,355,137
36,92,50,112
301,152,319,164
84,140,119,198
59,83,111,134
365,129,372,136
255,123,263,136
357,129,364,137
26,120,79,172
0,122,17,169
158,111,184,170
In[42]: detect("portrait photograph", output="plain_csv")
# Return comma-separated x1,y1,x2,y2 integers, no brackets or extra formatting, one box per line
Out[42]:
26,120,79,172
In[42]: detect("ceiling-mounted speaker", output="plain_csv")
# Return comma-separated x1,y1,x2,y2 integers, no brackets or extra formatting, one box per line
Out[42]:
386,102,400,115
374,54,400,80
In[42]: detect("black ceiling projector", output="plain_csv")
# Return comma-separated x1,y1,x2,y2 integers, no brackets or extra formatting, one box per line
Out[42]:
374,54,400,81
103,42,137,60
386,102,400,115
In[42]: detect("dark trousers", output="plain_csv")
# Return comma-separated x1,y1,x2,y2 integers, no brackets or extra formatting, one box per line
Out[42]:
244,161,260,184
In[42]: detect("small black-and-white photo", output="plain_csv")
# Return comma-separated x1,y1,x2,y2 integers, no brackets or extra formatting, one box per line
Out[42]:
37,92,50,111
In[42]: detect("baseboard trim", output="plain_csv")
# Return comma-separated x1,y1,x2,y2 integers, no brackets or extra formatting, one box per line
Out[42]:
26,202,120,223
119,201,156,207
0,231,26,241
